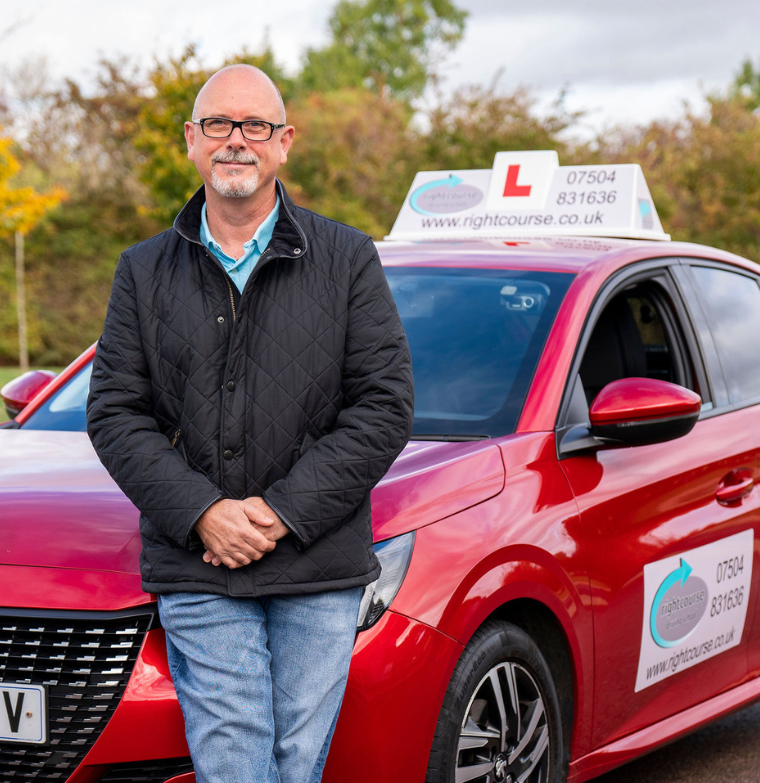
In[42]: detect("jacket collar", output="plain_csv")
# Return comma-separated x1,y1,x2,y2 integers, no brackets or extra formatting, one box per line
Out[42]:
173,179,308,260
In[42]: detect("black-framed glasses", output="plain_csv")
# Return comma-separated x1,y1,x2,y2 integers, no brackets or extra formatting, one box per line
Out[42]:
193,117,285,141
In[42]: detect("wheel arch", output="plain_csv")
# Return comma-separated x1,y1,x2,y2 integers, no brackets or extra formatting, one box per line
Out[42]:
431,552,594,759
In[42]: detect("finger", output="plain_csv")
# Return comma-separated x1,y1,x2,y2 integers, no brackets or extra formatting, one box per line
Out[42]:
241,528,277,554
242,499,276,526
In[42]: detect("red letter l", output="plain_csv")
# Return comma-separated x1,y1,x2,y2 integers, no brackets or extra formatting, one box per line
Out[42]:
502,165,532,197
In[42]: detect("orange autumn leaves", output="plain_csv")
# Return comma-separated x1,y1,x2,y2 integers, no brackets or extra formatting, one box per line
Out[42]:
0,133,66,238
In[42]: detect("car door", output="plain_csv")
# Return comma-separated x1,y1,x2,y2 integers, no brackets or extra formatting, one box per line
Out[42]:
556,259,759,750
675,260,760,679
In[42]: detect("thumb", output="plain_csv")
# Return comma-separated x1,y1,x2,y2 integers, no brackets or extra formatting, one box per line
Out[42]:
242,498,276,526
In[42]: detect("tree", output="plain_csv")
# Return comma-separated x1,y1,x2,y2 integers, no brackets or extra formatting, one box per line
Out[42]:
732,58,760,111
0,58,159,366
595,95,760,261
0,132,65,369
282,88,417,237
300,0,467,102
421,82,578,171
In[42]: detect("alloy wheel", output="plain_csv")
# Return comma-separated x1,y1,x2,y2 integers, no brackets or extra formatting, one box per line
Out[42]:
455,662,550,783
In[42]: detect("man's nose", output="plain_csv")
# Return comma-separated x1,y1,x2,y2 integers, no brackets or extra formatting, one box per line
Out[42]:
227,125,248,146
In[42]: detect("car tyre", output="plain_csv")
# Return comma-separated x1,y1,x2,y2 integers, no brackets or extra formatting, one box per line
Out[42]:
427,620,566,783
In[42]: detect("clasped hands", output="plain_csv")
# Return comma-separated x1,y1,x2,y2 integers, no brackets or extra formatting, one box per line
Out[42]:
195,497,289,569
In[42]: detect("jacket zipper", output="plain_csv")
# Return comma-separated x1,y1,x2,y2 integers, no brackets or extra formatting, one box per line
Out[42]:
224,276,237,321
171,428,181,446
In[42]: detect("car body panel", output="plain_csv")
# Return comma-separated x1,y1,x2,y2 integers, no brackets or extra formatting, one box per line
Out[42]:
0,431,504,575
322,610,463,783
0,565,149,611
0,430,142,574
388,431,595,757
370,440,505,541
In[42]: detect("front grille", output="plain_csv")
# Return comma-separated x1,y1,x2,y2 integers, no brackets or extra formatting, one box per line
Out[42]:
98,757,194,782
0,609,154,781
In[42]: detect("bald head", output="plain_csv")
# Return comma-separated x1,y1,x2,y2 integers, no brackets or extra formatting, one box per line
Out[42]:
193,65,286,124
184,63,294,208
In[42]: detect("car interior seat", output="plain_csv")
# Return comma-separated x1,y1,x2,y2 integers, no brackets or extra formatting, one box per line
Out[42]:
579,294,647,405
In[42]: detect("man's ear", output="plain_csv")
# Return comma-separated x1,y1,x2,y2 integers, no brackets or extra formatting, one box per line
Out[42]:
279,125,295,166
184,121,196,162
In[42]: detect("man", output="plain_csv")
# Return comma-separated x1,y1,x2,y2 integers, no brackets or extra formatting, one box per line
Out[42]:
87,65,414,783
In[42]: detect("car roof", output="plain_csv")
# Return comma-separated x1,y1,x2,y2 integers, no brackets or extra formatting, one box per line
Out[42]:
376,236,758,277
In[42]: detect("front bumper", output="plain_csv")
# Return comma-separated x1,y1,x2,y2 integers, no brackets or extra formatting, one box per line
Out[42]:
1,579,461,783
324,609,463,783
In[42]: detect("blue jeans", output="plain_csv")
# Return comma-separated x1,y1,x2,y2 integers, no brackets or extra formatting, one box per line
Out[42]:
158,588,362,783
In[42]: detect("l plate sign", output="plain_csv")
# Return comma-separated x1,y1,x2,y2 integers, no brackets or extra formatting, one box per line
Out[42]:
486,150,559,211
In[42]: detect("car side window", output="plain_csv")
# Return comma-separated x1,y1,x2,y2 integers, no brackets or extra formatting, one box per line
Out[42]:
578,282,693,406
690,266,760,405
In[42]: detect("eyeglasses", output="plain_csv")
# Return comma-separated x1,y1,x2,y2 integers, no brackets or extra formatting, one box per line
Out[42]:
192,118,286,142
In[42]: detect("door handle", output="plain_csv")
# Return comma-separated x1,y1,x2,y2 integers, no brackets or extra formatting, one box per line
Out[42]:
716,469,754,505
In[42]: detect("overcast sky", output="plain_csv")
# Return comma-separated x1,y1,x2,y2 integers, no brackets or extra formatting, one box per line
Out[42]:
1,0,759,136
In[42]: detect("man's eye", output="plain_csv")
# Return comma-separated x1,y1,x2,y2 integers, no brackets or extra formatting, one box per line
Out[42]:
243,122,267,131
206,119,230,130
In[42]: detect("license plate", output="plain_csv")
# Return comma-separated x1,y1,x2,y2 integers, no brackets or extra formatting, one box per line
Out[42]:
1,684,47,744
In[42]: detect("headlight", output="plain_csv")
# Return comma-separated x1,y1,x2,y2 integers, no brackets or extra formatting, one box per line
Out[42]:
356,531,415,632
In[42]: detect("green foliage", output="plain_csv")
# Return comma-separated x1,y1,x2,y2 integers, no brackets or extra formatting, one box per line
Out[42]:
422,84,577,170
134,46,208,227
282,89,418,237
300,0,466,101
3,0,760,366
593,95,760,261
224,45,297,105
732,58,760,111
0,57,160,365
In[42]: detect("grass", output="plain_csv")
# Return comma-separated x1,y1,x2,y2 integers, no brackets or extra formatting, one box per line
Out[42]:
0,367,64,423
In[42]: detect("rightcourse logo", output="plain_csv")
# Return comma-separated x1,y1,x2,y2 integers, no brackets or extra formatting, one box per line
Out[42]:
649,558,708,648
409,175,483,216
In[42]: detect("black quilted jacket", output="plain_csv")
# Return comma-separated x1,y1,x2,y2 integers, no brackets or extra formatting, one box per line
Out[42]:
87,182,414,596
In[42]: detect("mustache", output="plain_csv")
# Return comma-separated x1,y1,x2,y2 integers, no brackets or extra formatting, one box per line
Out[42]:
211,151,259,165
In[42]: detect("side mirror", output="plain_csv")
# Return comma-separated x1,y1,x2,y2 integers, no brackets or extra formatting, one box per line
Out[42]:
1,370,58,419
589,377,701,447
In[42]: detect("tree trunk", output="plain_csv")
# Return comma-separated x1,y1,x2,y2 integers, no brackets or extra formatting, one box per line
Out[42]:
15,230,28,372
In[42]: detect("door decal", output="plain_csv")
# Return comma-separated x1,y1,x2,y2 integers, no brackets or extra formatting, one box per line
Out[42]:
635,529,753,691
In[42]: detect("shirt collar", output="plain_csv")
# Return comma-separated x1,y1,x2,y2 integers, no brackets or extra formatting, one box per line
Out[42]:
200,196,281,259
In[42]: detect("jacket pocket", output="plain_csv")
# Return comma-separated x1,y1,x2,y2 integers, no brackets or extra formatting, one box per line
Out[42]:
171,427,188,462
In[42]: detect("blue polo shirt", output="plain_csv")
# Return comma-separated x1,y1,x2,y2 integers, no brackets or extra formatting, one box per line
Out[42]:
200,197,280,293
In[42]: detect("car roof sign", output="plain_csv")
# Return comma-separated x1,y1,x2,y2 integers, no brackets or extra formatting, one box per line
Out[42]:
387,151,670,242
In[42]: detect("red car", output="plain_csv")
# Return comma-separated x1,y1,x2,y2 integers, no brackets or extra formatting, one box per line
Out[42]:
2,234,760,783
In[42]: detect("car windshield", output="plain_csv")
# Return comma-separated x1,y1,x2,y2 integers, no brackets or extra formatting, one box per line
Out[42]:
21,363,92,432
22,267,573,438
385,267,573,438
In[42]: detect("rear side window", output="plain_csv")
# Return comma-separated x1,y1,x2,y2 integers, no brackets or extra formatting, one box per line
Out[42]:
691,266,760,404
